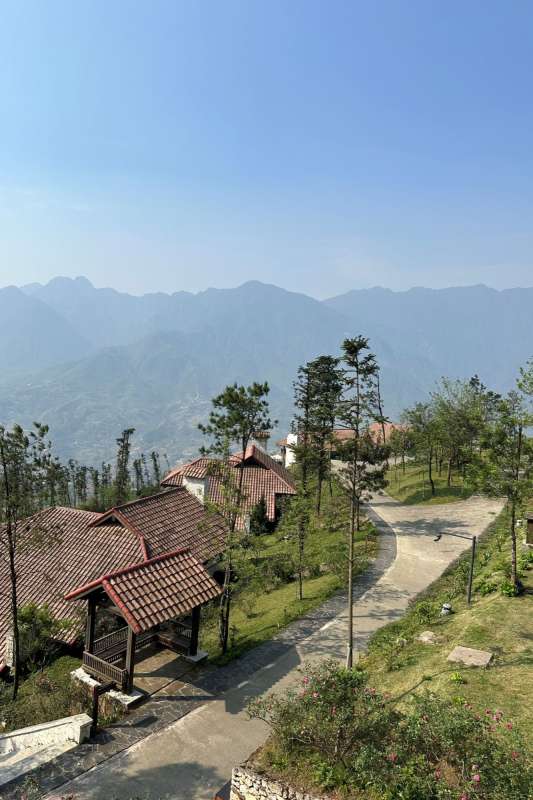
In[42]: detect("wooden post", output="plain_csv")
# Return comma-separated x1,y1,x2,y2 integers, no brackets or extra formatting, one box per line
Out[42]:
467,536,477,605
85,595,97,654
91,681,115,737
189,606,201,657
125,627,137,693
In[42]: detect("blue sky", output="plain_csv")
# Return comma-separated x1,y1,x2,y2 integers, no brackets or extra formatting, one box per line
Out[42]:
1,0,532,297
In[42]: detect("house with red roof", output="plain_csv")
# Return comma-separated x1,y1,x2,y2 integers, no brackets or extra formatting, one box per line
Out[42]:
278,423,401,467
0,445,297,691
0,488,226,690
161,444,297,530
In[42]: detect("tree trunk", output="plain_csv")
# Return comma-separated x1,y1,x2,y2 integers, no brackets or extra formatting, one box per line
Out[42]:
298,514,304,602
219,563,232,653
346,498,355,669
428,447,435,496
316,472,323,516
219,449,247,654
510,500,518,588
8,532,19,700
447,457,453,488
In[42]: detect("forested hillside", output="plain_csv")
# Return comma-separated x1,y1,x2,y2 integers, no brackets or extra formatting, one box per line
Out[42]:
0,277,530,464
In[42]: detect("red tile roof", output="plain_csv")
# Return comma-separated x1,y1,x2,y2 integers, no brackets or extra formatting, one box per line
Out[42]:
0,490,228,670
65,549,222,634
91,488,226,563
161,446,297,528
231,445,296,491
0,506,144,670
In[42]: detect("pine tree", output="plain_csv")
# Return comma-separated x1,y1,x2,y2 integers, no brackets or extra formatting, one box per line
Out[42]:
114,428,135,505
337,336,389,667
0,423,59,699
309,356,343,515
199,382,274,654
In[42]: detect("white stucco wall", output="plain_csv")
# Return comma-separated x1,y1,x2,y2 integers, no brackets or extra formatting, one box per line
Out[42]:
284,432,298,468
183,476,207,504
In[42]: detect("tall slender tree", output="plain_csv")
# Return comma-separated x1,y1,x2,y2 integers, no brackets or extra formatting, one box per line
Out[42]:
402,402,438,496
337,336,389,668
309,356,343,515
0,424,59,699
114,428,135,505
199,382,274,653
471,389,533,590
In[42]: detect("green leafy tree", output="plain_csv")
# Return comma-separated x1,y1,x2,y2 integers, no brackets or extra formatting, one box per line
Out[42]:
471,382,533,591
276,493,312,601
199,382,274,654
114,427,135,505
18,603,72,673
402,401,438,495
0,423,60,699
150,451,161,485
249,495,270,535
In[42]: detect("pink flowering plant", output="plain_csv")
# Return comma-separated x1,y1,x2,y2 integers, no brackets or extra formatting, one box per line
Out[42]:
247,660,532,799
248,659,397,772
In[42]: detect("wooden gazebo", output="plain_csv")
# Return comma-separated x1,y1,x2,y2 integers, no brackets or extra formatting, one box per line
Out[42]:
65,547,222,693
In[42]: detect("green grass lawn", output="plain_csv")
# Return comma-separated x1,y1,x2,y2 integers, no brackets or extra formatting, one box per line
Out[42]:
386,461,473,505
0,655,83,732
201,484,378,664
362,510,533,746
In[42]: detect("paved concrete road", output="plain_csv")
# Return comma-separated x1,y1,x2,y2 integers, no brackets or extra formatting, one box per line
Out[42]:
47,493,503,800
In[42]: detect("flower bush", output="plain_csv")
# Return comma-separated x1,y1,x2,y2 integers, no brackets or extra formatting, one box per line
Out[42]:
248,659,532,800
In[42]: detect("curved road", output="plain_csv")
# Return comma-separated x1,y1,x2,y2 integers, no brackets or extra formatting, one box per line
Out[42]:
45,493,503,800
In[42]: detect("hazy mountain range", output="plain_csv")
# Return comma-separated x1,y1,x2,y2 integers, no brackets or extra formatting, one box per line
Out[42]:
0,276,531,465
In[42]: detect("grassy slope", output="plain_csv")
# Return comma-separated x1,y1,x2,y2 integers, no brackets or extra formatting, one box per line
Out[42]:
386,461,473,505
0,655,82,732
201,484,377,664
362,510,533,746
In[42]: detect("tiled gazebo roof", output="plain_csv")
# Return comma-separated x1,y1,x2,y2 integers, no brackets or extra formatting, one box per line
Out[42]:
65,548,222,634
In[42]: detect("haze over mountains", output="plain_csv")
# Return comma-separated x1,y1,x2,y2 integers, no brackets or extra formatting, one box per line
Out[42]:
0,276,531,465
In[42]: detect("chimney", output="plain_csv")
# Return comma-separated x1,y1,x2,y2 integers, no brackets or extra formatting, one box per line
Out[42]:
251,430,270,453
182,475,207,504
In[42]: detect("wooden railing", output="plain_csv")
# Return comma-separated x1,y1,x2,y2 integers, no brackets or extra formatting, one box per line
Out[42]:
93,627,158,662
174,621,192,641
94,627,128,656
82,651,128,692
83,619,194,689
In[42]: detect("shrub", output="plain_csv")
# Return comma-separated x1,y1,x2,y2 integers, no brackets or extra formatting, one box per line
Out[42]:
449,671,466,684
18,603,73,674
262,552,295,588
249,496,271,535
518,550,533,571
414,599,438,625
475,578,497,596
248,659,398,770
500,578,520,597
249,660,532,800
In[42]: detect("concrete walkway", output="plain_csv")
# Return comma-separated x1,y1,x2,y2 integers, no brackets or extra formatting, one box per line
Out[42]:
44,493,503,800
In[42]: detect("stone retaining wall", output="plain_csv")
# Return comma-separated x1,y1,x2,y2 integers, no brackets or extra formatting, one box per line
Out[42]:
230,765,325,800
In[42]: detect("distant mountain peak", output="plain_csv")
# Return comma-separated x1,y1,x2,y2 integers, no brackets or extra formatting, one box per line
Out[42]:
46,275,95,290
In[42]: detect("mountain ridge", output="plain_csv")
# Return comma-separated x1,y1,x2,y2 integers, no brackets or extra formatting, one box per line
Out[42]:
2,276,532,465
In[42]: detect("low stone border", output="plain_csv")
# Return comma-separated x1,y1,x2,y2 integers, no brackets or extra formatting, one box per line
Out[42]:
230,765,325,800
